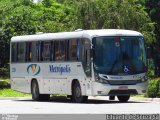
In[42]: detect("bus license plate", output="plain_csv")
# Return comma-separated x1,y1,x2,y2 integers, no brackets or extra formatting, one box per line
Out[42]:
118,86,128,90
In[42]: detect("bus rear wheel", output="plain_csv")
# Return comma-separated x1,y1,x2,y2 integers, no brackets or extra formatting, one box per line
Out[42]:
31,80,50,101
117,95,130,102
72,81,88,103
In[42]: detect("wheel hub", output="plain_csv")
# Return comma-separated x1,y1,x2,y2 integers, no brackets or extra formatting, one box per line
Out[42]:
75,87,81,98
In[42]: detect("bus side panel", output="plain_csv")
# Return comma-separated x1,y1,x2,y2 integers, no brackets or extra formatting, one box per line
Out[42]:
10,78,30,93
42,78,68,94
42,62,88,95
10,62,90,95
10,64,31,93
10,63,45,94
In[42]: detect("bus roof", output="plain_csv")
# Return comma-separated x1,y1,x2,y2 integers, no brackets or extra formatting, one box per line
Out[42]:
11,29,143,42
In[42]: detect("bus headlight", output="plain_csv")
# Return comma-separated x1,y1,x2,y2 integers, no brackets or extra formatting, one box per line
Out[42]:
94,73,108,84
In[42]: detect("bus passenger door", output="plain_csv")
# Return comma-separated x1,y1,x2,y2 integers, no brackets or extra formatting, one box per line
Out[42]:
82,39,92,77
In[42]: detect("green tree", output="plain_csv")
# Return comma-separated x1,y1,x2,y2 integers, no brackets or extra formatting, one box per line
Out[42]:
145,0,160,76
0,0,36,67
72,0,155,44
36,0,77,32
0,0,76,68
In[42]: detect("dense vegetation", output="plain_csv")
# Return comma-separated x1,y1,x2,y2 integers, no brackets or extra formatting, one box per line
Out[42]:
147,78,160,98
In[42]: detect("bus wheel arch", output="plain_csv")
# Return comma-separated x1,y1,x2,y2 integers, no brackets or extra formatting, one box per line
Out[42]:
71,79,88,103
31,79,50,101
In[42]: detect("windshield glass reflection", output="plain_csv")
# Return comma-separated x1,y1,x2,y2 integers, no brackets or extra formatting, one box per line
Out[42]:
92,36,147,75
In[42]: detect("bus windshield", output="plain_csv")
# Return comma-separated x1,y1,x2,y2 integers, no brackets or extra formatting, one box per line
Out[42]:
92,36,147,75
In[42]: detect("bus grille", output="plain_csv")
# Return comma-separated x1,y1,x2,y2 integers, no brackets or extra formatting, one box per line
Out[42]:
108,80,138,85
108,89,138,95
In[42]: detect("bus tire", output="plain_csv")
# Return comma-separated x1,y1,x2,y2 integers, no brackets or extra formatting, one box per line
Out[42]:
31,80,50,101
109,96,115,100
117,95,130,102
31,80,40,101
72,81,88,103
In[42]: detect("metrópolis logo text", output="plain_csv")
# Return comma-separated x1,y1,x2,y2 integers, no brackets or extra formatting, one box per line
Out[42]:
49,65,71,74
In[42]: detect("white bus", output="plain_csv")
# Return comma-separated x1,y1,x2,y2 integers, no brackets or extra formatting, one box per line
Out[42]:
10,29,148,103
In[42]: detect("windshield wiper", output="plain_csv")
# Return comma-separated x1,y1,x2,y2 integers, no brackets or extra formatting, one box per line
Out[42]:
108,60,118,74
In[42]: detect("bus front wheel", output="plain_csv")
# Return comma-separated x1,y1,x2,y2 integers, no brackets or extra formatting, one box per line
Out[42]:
31,80,50,101
72,81,88,103
117,95,130,102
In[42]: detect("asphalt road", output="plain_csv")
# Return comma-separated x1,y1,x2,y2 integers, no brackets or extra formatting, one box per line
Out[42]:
0,97,160,114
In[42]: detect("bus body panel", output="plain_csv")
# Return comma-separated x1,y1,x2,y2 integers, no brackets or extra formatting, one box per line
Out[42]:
91,72,147,96
10,62,88,95
92,79,148,96
10,62,147,96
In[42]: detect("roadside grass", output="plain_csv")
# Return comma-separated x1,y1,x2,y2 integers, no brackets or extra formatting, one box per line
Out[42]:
129,94,147,101
0,89,31,97
0,78,30,97
132,94,146,98
0,78,62,98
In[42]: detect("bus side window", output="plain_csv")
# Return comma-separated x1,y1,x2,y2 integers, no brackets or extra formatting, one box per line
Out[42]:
41,41,51,61
69,39,79,61
11,43,17,62
31,42,39,62
17,42,26,62
60,41,66,61
26,42,31,62
55,41,60,61
26,42,40,62
51,41,55,61
65,40,69,61
54,40,67,61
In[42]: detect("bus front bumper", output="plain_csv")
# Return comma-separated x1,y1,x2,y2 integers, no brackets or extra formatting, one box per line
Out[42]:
92,81,148,96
